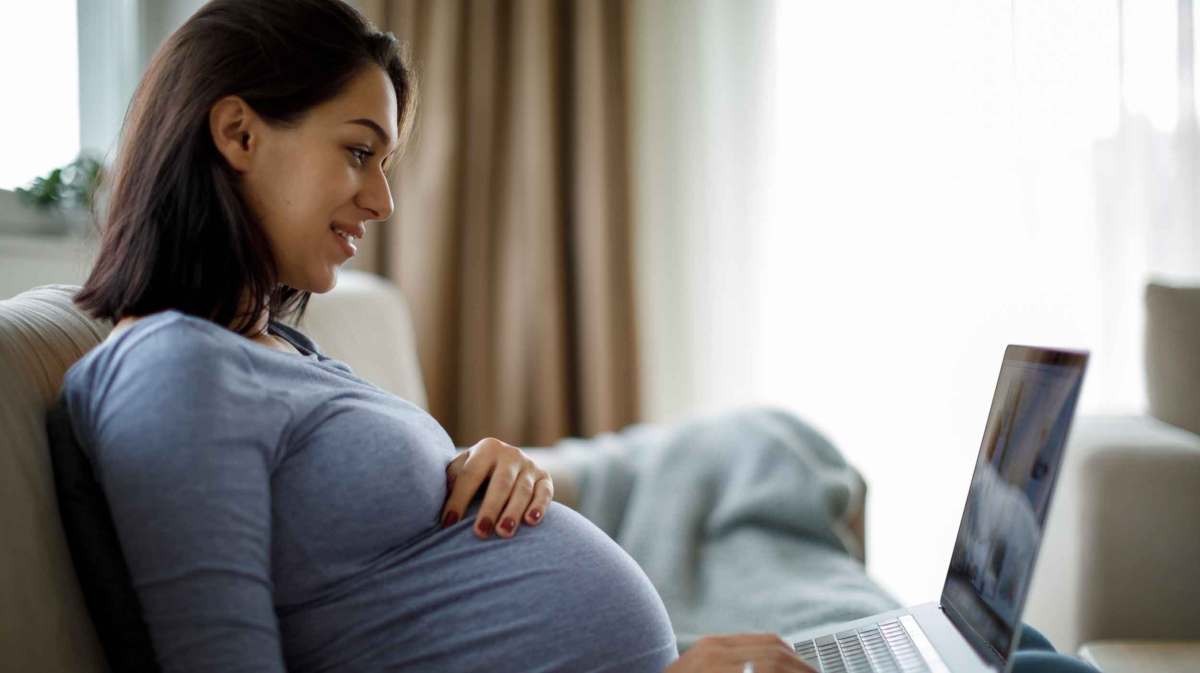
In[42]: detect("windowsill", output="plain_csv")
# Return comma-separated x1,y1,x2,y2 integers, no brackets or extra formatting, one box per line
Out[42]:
0,195,100,298
0,187,93,238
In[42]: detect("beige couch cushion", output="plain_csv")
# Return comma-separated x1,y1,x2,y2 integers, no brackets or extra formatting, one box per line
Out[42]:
0,284,111,673
1145,282,1200,437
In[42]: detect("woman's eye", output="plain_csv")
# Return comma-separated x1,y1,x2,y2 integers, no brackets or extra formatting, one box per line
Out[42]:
348,147,372,166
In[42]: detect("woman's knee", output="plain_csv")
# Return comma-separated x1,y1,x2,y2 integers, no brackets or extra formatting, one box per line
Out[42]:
1016,624,1057,652
1010,651,1101,673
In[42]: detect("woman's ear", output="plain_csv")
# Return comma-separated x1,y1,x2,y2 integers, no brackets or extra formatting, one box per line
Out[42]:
209,95,259,173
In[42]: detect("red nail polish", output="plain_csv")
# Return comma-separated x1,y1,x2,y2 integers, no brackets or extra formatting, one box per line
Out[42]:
477,517,494,536
442,511,459,527
528,510,542,523
499,517,516,534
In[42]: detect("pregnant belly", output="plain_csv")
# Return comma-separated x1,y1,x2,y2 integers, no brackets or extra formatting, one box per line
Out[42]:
280,502,678,673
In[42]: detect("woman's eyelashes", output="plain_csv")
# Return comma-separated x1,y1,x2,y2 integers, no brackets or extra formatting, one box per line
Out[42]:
348,146,374,167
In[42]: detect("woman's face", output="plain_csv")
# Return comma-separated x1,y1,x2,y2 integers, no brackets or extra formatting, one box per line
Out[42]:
211,65,400,294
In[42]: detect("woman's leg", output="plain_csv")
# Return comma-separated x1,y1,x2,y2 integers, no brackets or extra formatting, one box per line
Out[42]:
1010,651,1101,673
1010,625,1101,673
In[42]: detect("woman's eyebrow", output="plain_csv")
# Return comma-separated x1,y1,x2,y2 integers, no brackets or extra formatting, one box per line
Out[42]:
345,118,396,152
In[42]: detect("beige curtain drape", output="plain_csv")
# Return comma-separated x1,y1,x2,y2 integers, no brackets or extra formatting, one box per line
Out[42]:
356,0,640,447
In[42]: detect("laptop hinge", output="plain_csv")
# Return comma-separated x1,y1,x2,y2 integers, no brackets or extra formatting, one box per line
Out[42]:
938,601,1008,671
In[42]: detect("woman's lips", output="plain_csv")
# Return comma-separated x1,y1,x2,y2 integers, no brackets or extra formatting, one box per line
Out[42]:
331,226,357,257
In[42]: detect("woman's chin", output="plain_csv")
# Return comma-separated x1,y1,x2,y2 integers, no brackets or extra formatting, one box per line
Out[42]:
293,268,338,295
313,271,339,294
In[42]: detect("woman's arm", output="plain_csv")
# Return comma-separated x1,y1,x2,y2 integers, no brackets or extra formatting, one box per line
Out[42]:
666,634,814,672
71,322,288,672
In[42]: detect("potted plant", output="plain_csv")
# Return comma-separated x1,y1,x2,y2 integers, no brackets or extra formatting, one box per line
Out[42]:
12,153,105,236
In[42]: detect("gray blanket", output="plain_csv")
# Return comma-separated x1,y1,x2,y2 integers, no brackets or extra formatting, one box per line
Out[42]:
552,406,900,651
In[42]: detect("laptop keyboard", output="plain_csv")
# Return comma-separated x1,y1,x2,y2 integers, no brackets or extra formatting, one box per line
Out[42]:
793,615,948,673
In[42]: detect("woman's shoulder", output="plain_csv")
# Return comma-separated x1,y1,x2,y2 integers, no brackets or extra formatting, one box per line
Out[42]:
65,310,250,395
60,309,292,453
109,308,225,342
108,308,243,358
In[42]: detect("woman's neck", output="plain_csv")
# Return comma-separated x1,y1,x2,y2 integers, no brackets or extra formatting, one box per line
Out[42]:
243,309,272,338
110,293,291,354
235,291,273,338
236,295,302,354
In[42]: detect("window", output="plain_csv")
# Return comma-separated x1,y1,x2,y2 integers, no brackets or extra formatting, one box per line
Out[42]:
0,0,80,191
761,0,1199,606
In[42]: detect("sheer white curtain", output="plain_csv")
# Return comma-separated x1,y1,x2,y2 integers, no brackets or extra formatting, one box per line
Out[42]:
634,0,1200,604
630,0,775,424
762,0,1200,603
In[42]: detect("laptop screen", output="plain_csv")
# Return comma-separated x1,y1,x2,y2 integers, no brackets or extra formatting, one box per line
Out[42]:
940,346,1087,665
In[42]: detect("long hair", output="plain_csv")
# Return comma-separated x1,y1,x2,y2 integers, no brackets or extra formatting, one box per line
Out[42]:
75,0,417,335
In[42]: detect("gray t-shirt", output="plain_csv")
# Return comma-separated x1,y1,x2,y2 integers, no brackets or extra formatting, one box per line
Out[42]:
60,310,676,673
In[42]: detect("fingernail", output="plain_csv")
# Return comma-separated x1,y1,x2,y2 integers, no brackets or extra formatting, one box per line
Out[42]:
527,510,542,523
477,517,494,537
442,511,459,528
499,517,516,534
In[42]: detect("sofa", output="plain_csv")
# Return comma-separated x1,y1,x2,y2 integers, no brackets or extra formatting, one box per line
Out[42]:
2,271,1195,672
0,271,435,672
1022,282,1200,670
2,267,878,672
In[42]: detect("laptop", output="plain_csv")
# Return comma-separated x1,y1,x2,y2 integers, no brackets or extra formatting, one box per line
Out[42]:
789,345,1089,673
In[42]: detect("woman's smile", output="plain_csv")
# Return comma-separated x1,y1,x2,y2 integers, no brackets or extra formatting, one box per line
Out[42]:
330,223,360,258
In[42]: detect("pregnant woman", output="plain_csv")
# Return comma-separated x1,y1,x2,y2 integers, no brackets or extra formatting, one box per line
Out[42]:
59,1,809,671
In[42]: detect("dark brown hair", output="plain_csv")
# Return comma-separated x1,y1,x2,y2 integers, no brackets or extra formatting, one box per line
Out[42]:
75,0,416,335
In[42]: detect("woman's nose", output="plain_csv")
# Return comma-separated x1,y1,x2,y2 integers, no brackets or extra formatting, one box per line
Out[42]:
358,167,394,222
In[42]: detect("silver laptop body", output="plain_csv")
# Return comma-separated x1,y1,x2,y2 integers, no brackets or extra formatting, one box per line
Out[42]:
789,345,1089,673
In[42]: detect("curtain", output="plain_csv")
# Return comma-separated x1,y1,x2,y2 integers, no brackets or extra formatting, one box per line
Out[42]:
625,0,776,424
1091,0,1200,399
758,0,1200,612
356,0,640,447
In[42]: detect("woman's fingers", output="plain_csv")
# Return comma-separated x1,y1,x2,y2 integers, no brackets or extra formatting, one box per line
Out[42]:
472,454,523,539
439,438,553,540
664,634,814,673
735,634,806,670
440,447,494,528
524,472,553,526
495,468,539,538
444,449,468,490
743,640,812,672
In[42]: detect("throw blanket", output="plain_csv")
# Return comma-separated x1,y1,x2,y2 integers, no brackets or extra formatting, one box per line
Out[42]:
551,406,901,651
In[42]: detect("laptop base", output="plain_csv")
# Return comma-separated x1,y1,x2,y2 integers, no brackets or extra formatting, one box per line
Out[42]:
789,603,996,673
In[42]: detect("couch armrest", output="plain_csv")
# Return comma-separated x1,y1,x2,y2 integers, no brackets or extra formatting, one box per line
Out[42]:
1024,415,1200,653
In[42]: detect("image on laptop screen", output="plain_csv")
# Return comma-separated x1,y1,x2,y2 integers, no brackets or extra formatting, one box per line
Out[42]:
941,346,1087,662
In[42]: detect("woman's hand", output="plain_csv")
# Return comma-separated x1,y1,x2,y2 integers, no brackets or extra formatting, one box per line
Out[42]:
440,437,554,539
665,634,814,673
